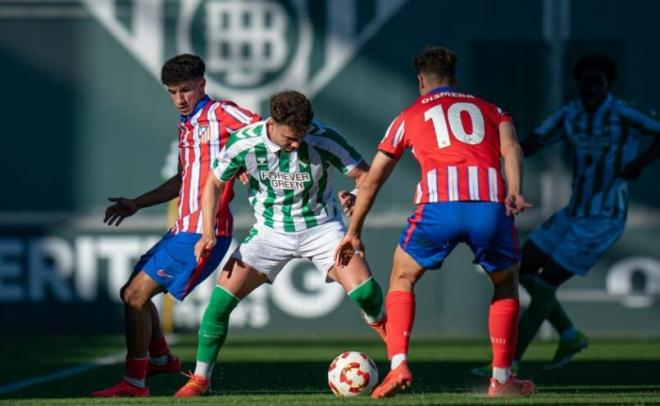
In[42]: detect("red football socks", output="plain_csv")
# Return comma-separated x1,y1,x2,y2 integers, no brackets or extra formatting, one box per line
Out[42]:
385,290,416,359
489,298,520,368
125,356,149,383
149,334,170,358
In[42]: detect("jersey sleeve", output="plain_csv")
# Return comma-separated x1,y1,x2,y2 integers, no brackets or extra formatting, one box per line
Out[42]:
212,135,247,182
496,106,513,125
377,114,406,159
618,102,660,135
534,106,567,145
217,101,261,134
310,124,364,174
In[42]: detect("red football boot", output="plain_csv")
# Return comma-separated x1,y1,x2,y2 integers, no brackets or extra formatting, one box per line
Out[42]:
173,372,211,398
90,379,149,397
370,361,412,399
487,376,535,397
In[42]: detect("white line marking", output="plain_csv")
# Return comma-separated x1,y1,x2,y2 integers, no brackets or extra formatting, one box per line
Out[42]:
0,334,180,394
0,352,123,395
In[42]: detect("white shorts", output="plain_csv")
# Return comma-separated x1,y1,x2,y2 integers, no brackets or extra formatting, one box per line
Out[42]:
232,220,346,282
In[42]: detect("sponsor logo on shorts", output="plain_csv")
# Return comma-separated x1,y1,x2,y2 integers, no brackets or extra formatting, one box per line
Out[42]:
157,270,174,279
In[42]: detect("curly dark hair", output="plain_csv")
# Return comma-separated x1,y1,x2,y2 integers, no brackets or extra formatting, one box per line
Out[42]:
572,54,618,84
414,46,457,80
270,90,314,134
160,54,205,85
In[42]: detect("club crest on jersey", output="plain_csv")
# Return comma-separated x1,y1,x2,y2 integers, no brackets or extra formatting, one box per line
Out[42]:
82,0,409,112
198,124,210,144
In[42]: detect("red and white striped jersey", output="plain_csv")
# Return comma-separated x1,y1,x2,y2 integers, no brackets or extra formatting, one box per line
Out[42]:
378,87,511,204
173,96,260,236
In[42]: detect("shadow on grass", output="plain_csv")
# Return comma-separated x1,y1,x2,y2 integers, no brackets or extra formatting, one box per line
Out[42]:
5,360,660,399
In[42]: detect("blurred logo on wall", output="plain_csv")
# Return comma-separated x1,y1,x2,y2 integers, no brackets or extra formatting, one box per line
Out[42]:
82,0,409,111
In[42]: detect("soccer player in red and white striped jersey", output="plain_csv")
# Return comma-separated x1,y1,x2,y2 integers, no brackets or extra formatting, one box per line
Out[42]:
91,54,259,398
336,46,534,398
381,83,508,204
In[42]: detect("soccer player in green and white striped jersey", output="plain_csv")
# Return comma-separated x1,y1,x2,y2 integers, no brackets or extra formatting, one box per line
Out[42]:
471,55,660,378
174,90,386,397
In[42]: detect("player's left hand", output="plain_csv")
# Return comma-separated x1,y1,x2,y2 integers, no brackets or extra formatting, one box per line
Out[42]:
505,193,533,216
337,190,356,216
334,234,365,268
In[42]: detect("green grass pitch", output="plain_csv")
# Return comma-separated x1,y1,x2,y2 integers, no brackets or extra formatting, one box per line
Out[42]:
1,333,660,405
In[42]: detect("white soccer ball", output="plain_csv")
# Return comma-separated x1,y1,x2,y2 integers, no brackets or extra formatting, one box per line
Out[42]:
327,351,379,397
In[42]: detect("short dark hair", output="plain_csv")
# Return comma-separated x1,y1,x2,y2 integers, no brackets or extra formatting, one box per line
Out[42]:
572,54,618,83
414,46,457,80
270,90,314,134
161,54,205,85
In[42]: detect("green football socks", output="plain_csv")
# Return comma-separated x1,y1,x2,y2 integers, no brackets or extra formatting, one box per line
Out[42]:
515,278,557,361
547,299,574,334
196,285,239,364
347,276,384,323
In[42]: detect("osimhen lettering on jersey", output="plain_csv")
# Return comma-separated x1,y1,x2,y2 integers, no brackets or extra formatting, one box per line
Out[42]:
212,119,363,232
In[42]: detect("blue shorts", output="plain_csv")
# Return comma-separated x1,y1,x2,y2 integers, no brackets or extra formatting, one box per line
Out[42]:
134,231,232,301
529,207,625,275
399,202,520,273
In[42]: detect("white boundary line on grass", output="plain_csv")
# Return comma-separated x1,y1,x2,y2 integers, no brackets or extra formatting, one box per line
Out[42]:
0,353,124,395
0,334,180,395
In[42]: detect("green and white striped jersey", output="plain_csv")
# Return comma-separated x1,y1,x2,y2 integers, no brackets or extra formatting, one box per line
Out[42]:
212,119,363,232
536,94,660,218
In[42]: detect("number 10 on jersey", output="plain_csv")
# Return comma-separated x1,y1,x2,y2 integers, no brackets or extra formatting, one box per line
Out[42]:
424,102,486,149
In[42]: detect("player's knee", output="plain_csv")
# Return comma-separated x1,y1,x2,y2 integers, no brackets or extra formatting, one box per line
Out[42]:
539,260,573,287
519,241,548,276
389,269,421,292
123,285,148,310
489,265,520,299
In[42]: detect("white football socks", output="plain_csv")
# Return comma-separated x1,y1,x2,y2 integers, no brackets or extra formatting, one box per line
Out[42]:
492,367,511,384
194,361,214,379
391,354,407,369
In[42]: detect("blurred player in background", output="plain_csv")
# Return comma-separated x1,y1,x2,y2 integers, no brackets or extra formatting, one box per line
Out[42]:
91,54,260,397
173,90,386,398
495,54,660,372
336,46,534,398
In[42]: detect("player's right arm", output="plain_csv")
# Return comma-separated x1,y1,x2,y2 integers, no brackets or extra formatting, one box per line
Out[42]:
104,173,182,226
